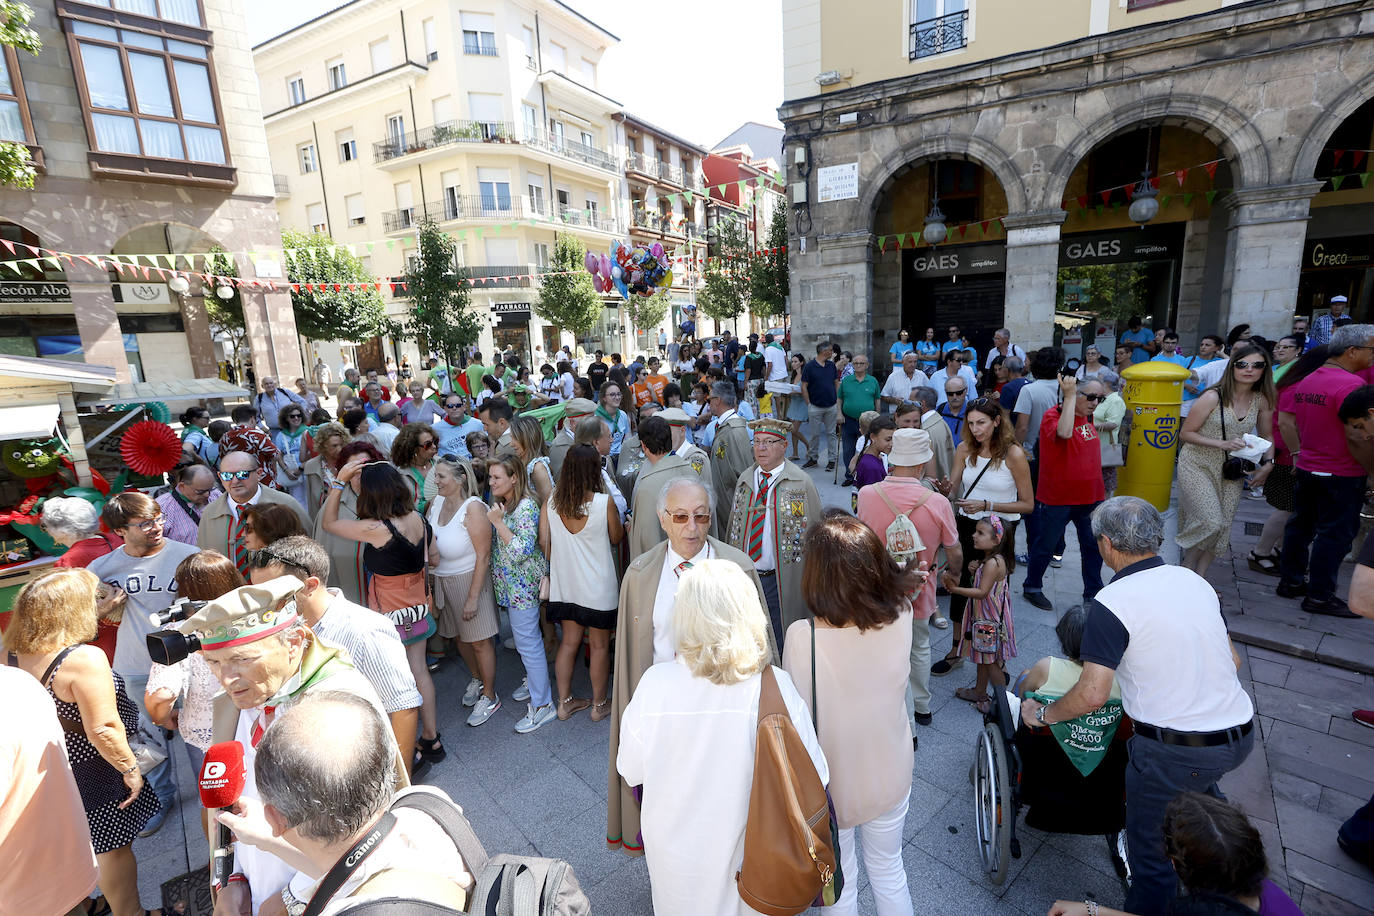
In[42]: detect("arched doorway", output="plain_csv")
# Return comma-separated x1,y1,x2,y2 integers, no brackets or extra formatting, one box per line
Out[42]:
1300,96,1374,325
1054,123,1232,349
0,219,75,360
871,156,1013,371
109,222,226,382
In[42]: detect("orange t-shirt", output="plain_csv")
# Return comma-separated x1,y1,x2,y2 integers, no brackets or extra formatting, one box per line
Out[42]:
631,374,668,407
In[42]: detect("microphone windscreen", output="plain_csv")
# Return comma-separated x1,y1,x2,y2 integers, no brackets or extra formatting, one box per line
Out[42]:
198,741,246,808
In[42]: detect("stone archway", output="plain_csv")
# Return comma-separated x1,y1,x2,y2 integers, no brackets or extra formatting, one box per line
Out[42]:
859,133,1029,225
1292,79,1374,185
1041,94,1270,213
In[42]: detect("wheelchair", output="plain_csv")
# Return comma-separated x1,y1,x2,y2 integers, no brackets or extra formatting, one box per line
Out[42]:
973,687,1132,886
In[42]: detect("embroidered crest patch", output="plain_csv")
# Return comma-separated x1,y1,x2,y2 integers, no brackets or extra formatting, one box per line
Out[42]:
714,441,726,459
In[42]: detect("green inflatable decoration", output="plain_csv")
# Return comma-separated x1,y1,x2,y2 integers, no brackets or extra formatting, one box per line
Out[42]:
2,437,64,478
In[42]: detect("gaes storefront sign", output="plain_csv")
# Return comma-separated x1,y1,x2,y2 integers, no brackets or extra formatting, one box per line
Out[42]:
908,243,1006,278
0,280,72,303
1059,225,1183,266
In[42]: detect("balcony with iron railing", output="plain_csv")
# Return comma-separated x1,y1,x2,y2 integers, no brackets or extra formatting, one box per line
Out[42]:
463,39,499,57
626,152,689,187
523,127,618,172
273,174,289,196
909,8,969,60
372,120,516,163
630,212,687,237
383,195,528,231
552,206,622,234
466,264,537,288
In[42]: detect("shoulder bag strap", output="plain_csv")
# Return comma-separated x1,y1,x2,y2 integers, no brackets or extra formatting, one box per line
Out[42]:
388,791,489,874
300,813,399,916
810,618,818,733
961,459,993,500
757,666,785,723
41,644,82,688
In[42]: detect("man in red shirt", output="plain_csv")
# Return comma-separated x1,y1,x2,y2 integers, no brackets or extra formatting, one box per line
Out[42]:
1021,376,1108,612
1276,323,1374,615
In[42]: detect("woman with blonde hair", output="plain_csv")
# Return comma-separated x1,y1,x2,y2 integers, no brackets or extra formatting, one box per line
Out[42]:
302,420,349,516
617,561,828,916
4,567,159,916
1176,343,1276,578
509,414,555,507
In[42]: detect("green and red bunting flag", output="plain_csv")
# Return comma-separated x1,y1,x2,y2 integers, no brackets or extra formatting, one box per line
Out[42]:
1332,175,1346,191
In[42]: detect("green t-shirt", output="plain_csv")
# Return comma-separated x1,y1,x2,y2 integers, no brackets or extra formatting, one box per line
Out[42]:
838,373,880,420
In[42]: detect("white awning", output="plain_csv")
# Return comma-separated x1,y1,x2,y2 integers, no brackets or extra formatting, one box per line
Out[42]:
0,402,61,438
79,378,250,406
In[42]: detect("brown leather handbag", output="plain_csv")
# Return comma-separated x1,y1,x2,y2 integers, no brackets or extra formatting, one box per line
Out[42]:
736,667,836,916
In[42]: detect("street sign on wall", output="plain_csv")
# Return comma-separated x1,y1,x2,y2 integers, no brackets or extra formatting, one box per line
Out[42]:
816,162,859,202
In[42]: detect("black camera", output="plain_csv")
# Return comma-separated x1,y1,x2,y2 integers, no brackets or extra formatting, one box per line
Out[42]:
1061,357,1082,378
145,597,209,665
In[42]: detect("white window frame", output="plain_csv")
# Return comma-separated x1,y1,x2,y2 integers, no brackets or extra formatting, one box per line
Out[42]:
532,242,550,269
368,38,392,74
423,18,438,62
345,193,366,227
287,75,305,106
906,0,973,62
337,128,357,163
327,57,346,90
298,142,317,174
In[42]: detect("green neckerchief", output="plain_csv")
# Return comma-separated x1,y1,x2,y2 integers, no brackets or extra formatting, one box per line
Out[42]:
279,425,307,441
596,405,620,429
1025,690,1123,777
181,424,206,441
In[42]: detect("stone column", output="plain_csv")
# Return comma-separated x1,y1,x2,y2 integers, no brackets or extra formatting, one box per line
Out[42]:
1002,210,1066,351
176,291,218,379
1217,182,1323,342
70,267,130,382
241,284,304,385
789,230,873,357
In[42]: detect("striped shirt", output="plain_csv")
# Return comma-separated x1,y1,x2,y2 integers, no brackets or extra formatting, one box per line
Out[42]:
312,589,422,714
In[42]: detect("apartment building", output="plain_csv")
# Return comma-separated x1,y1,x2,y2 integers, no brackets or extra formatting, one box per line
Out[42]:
0,0,301,384
255,0,629,369
614,112,707,348
780,0,1374,364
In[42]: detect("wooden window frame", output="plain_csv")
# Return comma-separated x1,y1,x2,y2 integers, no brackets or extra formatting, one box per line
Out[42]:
58,0,234,188
1126,0,1187,9
0,46,44,172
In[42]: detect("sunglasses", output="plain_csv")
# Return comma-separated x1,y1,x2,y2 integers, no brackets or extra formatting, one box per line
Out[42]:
1233,360,1267,370
1081,393,1105,403
445,403,463,409
219,469,255,481
420,440,438,448
666,512,711,525
946,389,967,396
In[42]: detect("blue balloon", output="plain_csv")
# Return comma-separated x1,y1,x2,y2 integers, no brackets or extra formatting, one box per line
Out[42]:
614,276,629,300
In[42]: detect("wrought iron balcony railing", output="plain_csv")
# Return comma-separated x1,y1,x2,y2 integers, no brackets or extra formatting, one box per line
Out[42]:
909,9,968,60
372,120,516,163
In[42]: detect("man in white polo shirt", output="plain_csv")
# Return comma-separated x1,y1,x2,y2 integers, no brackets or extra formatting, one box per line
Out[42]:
1020,496,1254,916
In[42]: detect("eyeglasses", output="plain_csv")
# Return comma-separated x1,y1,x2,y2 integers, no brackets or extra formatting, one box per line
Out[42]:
1233,360,1267,370
1081,394,1106,403
219,469,255,481
132,515,164,532
946,388,967,396
420,440,438,449
666,512,711,525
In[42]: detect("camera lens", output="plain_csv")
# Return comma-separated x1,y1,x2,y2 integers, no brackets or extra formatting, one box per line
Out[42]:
146,629,200,666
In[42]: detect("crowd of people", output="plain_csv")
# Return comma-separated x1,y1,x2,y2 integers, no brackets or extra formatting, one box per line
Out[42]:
3,312,1372,916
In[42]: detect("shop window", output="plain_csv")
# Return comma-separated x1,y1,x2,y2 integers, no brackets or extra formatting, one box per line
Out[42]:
929,160,982,225
62,6,232,184
1086,129,1157,208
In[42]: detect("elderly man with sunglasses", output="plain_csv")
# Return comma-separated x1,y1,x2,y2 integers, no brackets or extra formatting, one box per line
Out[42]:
607,477,775,857
197,450,311,578
1020,376,1109,612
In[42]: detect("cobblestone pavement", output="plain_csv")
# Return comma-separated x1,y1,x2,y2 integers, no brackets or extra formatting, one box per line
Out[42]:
128,460,1373,915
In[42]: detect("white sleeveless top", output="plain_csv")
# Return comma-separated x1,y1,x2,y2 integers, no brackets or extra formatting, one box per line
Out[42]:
547,492,618,611
428,494,483,576
959,453,1021,521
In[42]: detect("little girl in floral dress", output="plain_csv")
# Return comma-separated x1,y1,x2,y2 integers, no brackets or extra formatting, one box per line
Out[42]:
941,514,1017,713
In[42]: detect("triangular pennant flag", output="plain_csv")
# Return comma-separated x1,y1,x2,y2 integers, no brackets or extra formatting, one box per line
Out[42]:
1111,201,1121,212
877,235,886,250
1,260,21,274
1159,195,1171,208
1205,190,1218,204
290,284,300,293
1331,174,1347,191
1175,169,1187,187
957,224,968,238
386,240,395,251
1333,150,1346,167
1203,161,1219,180
718,184,727,196
1076,196,1088,210
980,220,990,235
1182,193,1195,207
1096,204,1105,216
1150,176,1161,189
1353,151,1368,170
0,239,13,255
1361,172,1372,187
1099,190,1112,205
1124,184,1135,201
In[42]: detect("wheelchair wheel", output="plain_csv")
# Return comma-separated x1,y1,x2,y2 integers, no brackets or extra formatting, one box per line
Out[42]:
974,722,1015,885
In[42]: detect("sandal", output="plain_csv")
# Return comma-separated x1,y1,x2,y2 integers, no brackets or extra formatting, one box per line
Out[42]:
590,698,612,722
1247,550,1280,575
417,734,447,763
557,696,591,720
974,696,992,715
955,686,986,705
931,654,964,677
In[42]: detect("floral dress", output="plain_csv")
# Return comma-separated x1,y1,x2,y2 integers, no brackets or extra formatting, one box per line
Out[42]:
959,562,1017,665
1176,396,1261,556
490,497,547,609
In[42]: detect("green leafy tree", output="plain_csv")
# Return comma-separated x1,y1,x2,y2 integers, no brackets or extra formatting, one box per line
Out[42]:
282,229,391,341
535,233,602,341
624,287,670,343
1057,263,1149,321
205,248,247,380
402,220,480,373
0,2,41,189
749,204,789,321
697,219,751,331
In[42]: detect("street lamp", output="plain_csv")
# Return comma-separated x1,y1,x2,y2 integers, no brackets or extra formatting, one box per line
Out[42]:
1128,127,1159,227
923,160,947,245
168,275,190,294
215,284,234,299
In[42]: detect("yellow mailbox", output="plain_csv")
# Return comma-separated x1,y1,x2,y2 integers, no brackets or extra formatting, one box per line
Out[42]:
1116,361,1192,510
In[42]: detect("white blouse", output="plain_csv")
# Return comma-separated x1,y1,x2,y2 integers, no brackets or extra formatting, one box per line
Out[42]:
145,653,220,751
428,494,483,576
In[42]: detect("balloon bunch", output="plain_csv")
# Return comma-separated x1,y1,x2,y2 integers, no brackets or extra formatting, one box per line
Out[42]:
584,241,673,300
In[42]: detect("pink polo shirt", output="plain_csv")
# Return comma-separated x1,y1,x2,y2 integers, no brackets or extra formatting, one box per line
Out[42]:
856,476,958,619
1287,366,1365,476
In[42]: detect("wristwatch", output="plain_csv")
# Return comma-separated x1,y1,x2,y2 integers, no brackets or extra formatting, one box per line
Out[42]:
1035,703,1049,725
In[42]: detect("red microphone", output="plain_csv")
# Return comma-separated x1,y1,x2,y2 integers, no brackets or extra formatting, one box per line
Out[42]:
199,741,247,890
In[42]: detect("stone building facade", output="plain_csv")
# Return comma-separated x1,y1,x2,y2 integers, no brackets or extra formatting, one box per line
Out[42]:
779,0,1374,361
0,0,301,384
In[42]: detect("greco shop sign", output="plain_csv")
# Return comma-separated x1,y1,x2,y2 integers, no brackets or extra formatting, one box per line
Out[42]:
908,244,1006,278
1059,227,1182,266
1304,237,1373,270
0,280,72,302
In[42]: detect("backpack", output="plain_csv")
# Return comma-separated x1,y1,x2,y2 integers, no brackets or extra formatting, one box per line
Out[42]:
327,789,590,916
736,668,836,916
871,483,929,568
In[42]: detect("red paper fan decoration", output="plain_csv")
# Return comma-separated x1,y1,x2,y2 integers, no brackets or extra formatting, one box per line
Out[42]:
120,420,184,476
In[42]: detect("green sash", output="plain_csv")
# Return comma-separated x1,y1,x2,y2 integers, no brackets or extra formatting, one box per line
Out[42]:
1026,691,1124,777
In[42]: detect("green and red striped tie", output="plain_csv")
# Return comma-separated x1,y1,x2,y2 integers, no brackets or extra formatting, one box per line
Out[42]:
231,507,251,577
746,471,771,562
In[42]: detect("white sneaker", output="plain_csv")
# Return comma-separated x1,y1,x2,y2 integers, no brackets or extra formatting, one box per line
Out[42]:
467,694,500,726
1050,555,1063,569
931,615,950,630
462,677,482,707
512,678,530,702
502,637,517,651
514,702,556,734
